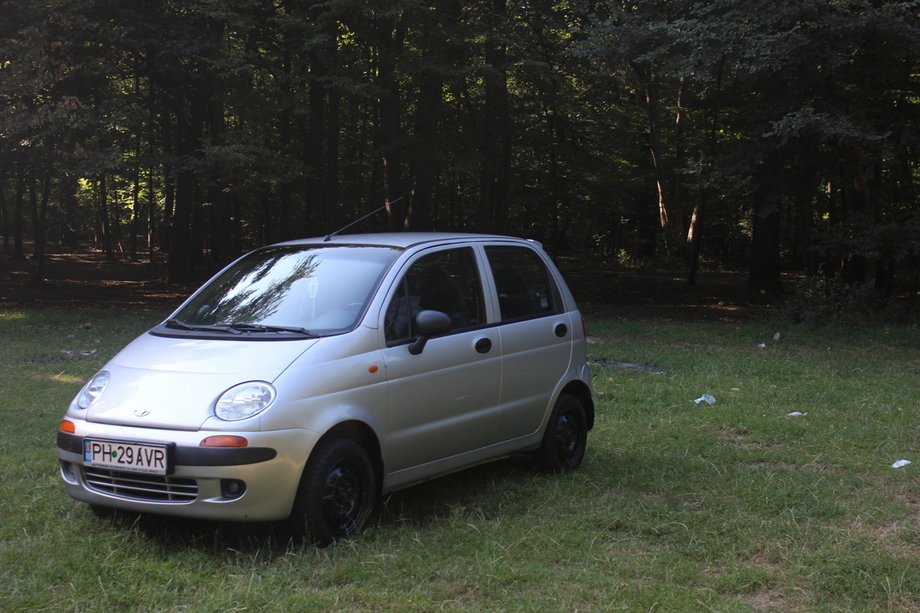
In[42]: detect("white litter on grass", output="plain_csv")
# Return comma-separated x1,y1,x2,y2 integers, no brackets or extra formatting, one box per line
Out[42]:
891,460,911,469
693,394,716,405
786,411,807,417
758,343,767,348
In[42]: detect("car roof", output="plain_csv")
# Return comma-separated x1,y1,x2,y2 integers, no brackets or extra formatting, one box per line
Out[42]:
276,232,540,250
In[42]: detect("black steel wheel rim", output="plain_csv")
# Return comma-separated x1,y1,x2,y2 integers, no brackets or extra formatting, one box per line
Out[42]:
555,411,578,463
322,460,364,533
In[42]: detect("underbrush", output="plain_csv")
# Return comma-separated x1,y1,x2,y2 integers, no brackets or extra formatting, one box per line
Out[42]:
779,273,919,325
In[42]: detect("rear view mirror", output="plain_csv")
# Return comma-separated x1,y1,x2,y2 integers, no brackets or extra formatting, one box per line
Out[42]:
408,310,452,355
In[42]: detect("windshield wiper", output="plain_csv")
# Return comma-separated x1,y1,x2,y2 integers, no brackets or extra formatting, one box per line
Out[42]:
225,323,316,336
164,319,241,333
164,319,314,336
164,318,199,330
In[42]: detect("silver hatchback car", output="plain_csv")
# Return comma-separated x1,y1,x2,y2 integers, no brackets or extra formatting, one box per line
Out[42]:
57,233,593,544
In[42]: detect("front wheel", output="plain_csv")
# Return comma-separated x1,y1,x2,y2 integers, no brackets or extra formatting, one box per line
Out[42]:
289,438,376,546
535,393,588,473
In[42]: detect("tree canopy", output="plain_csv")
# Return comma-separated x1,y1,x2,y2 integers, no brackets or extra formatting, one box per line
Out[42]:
1,0,918,291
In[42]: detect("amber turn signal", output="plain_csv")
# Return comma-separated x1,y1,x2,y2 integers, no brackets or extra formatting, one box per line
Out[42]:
199,435,249,447
60,419,76,433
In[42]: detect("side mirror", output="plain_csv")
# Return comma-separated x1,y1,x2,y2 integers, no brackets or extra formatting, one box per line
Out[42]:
408,310,452,355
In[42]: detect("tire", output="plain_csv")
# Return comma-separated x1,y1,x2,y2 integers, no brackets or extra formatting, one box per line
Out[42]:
289,438,376,546
535,393,588,473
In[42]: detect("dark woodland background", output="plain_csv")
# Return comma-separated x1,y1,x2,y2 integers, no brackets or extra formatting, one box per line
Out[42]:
1,0,918,302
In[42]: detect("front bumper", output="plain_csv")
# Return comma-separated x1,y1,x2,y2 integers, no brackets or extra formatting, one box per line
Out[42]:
57,421,318,521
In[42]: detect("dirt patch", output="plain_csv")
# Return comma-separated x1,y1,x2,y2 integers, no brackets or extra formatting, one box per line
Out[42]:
714,426,786,450
587,357,667,375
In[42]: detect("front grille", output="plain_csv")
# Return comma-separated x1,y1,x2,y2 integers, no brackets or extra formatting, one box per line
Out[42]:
83,467,198,503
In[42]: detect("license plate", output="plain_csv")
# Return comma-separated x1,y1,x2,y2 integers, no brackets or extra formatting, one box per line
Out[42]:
84,439,170,475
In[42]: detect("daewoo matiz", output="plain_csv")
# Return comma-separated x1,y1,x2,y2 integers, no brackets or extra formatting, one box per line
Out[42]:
57,233,593,544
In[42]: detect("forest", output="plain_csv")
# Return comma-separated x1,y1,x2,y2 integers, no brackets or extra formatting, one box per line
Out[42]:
1,0,918,291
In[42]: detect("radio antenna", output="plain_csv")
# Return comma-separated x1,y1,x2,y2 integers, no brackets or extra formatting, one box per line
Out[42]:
323,196,403,242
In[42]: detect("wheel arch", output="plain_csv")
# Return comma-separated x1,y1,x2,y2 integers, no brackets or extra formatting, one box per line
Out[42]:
560,380,594,430
316,420,384,495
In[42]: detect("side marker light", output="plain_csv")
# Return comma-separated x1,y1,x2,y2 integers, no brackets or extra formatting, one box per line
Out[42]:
200,435,249,448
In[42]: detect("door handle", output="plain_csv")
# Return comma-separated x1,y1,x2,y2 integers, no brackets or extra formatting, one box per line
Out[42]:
554,323,568,338
474,338,492,354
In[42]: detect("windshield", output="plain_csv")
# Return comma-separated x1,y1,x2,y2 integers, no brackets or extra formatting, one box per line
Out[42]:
167,244,401,337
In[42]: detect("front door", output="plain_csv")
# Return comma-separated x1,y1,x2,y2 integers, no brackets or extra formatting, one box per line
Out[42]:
380,247,501,473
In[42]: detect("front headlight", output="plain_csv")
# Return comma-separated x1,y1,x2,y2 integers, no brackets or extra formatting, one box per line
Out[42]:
215,381,276,421
77,371,110,409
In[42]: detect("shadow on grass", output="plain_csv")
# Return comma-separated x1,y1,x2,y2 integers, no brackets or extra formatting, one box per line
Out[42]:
86,454,548,557
376,455,539,527
90,507,286,555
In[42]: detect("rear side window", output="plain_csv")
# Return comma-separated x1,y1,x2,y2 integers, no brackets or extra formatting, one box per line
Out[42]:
486,246,562,321
385,248,485,344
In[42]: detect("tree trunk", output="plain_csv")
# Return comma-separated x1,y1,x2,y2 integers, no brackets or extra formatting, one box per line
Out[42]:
686,198,703,286
547,102,562,256
686,54,724,285
479,0,512,234
159,108,175,255
748,180,782,293
59,175,79,249
630,61,684,252
843,162,880,286
31,175,50,282
794,188,817,276
305,55,327,235
167,96,204,284
130,142,141,261
374,14,407,229
325,89,340,231
13,175,25,260
410,67,441,231
147,165,156,260
207,91,231,263
0,173,8,255
97,176,113,259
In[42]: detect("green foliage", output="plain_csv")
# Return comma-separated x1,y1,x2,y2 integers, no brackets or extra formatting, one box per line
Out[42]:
780,271,919,325
0,0,917,286
780,273,881,324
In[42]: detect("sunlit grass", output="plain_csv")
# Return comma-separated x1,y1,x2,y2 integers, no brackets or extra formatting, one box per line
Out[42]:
1,309,918,612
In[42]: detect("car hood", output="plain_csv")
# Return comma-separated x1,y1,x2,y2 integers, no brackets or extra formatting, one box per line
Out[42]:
84,332,317,431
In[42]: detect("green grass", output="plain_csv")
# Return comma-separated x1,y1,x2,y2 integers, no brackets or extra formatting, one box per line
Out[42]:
1,309,918,612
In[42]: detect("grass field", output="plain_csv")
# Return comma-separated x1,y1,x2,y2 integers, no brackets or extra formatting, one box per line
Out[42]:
1,308,917,612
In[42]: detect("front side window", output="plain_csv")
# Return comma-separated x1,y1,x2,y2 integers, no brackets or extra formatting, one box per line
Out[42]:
486,246,561,321
385,248,485,344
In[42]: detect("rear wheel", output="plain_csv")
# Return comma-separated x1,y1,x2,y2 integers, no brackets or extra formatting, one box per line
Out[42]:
289,438,376,546
535,393,587,473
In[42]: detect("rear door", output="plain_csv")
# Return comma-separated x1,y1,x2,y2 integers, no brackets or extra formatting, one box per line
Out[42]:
485,244,574,441
380,246,502,472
